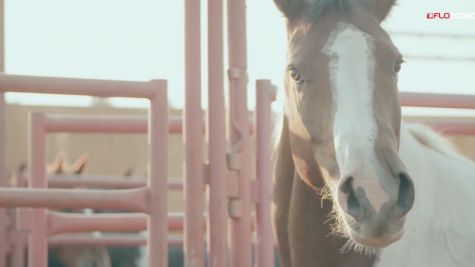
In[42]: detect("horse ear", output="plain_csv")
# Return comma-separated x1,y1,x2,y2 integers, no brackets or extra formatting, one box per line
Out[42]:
273,0,305,19
372,0,397,21
48,151,66,174
70,153,89,175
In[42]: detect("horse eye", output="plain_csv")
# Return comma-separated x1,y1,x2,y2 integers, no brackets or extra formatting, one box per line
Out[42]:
289,68,302,82
395,59,404,74
395,64,401,73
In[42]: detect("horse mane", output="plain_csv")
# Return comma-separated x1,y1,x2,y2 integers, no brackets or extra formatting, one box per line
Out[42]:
406,123,473,165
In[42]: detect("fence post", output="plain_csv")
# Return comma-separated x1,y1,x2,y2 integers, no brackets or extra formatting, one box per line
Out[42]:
148,80,169,267
227,1,253,267
28,113,48,267
208,0,229,266
0,0,9,265
256,80,276,267
184,1,205,265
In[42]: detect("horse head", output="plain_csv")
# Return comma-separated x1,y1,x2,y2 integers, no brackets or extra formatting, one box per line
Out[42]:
274,0,414,249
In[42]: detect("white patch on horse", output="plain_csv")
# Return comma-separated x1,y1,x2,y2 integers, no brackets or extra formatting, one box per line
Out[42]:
322,23,389,213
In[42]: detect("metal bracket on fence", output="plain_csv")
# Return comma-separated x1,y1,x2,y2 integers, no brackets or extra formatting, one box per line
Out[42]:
227,68,248,82
228,198,243,218
226,152,242,171
226,172,239,198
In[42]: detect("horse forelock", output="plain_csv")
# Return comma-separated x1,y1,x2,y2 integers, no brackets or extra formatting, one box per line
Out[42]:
306,0,361,21
303,0,397,23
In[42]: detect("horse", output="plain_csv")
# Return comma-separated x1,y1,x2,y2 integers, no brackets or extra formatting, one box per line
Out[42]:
12,153,111,267
44,153,112,267
13,153,142,267
271,0,475,266
47,153,144,267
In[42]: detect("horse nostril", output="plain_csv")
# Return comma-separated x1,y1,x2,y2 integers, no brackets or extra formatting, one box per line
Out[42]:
396,172,415,217
339,176,362,221
339,176,353,193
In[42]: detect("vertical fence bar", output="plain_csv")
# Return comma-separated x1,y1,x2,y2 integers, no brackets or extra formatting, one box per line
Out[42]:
256,80,276,267
148,80,169,267
0,0,8,265
227,1,253,267
10,232,26,267
0,0,5,182
184,1,205,266
0,94,5,187
0,0,3,73
0,95,7,267
207,0,228,266
28,113,48,267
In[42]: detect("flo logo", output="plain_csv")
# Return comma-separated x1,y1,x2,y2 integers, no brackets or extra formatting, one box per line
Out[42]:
426,12,451,19
426,12,475,20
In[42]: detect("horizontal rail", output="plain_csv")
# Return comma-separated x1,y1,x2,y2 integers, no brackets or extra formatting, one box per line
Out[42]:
0,187,148,212
405,118,475,135
16,174,183,190
400,92,475,109
38,114,247,134
0,74,165,99
45,175,182,190
389,31,475,40
430,121,475,135
401,55,475,62
47,211,196,236
49,233,148,247
41,115,183,134
48,233,184,247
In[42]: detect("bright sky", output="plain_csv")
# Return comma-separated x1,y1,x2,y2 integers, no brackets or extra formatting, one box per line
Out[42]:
5,0,475,114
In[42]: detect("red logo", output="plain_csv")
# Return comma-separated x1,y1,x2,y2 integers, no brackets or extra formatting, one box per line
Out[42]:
426,12,451,19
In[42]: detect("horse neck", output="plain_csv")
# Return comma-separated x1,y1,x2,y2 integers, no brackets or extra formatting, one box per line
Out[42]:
398,123,438,220
399,122,475,223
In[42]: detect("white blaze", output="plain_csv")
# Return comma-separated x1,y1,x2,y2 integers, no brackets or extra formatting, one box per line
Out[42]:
323,23,389,212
